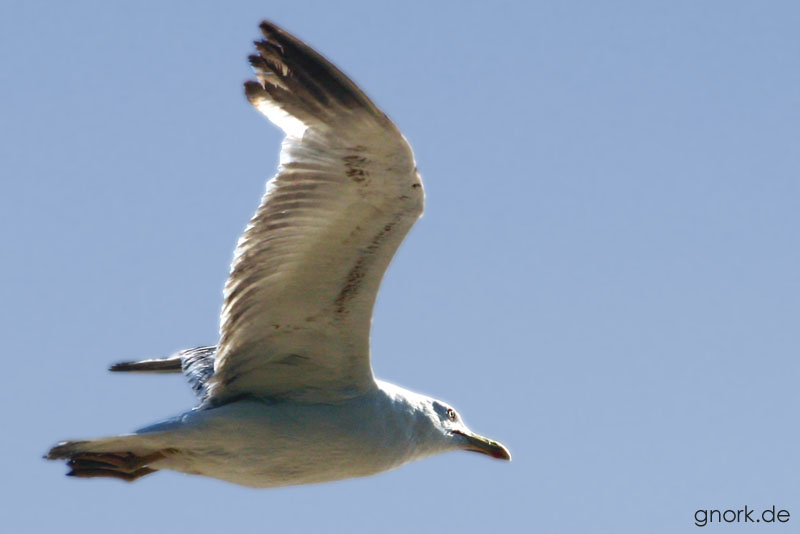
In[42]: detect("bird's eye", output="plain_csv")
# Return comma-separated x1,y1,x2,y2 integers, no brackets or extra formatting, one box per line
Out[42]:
446,408,457,421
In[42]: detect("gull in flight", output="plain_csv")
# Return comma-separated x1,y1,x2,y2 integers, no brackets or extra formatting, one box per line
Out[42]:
47,20,510,488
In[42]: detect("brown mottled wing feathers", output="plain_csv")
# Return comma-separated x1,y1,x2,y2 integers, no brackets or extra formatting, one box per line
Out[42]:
205,21,424,404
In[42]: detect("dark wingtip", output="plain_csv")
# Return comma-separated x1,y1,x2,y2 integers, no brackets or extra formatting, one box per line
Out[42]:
244,79,263,91
248,54,264,68
108,357,183,373
259,20,281,37
244,80,267,102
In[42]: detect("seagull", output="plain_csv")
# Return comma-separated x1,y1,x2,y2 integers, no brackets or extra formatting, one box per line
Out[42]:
46,20,510,488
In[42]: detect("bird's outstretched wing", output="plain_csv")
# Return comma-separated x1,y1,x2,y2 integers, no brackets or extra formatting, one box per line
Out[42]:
205,21,424,405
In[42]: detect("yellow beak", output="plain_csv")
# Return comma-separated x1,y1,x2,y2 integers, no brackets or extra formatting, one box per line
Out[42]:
454,430,511,460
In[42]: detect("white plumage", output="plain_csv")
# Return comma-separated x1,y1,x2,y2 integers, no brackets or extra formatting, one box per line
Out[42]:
46,20,509,488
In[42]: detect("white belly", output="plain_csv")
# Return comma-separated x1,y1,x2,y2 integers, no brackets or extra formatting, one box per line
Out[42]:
138,394,422,488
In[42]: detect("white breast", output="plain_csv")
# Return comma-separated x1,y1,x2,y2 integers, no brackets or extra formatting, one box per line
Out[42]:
143,386,443,488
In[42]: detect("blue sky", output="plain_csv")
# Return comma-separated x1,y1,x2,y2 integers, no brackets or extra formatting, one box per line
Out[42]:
2,1,798,532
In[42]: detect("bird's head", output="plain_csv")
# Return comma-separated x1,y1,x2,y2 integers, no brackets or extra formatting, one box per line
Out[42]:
427,399,511,461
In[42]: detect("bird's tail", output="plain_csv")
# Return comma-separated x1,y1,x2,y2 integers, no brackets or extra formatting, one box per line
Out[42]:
45,435,172,482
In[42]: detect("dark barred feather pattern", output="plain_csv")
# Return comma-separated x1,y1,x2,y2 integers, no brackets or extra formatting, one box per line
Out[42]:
181,346,217,399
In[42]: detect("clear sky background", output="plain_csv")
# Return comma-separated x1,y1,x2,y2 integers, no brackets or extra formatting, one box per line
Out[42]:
1,1,798,532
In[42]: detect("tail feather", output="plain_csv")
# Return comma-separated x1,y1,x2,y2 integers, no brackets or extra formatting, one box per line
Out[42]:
66,464,157,481
46,437,172,483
